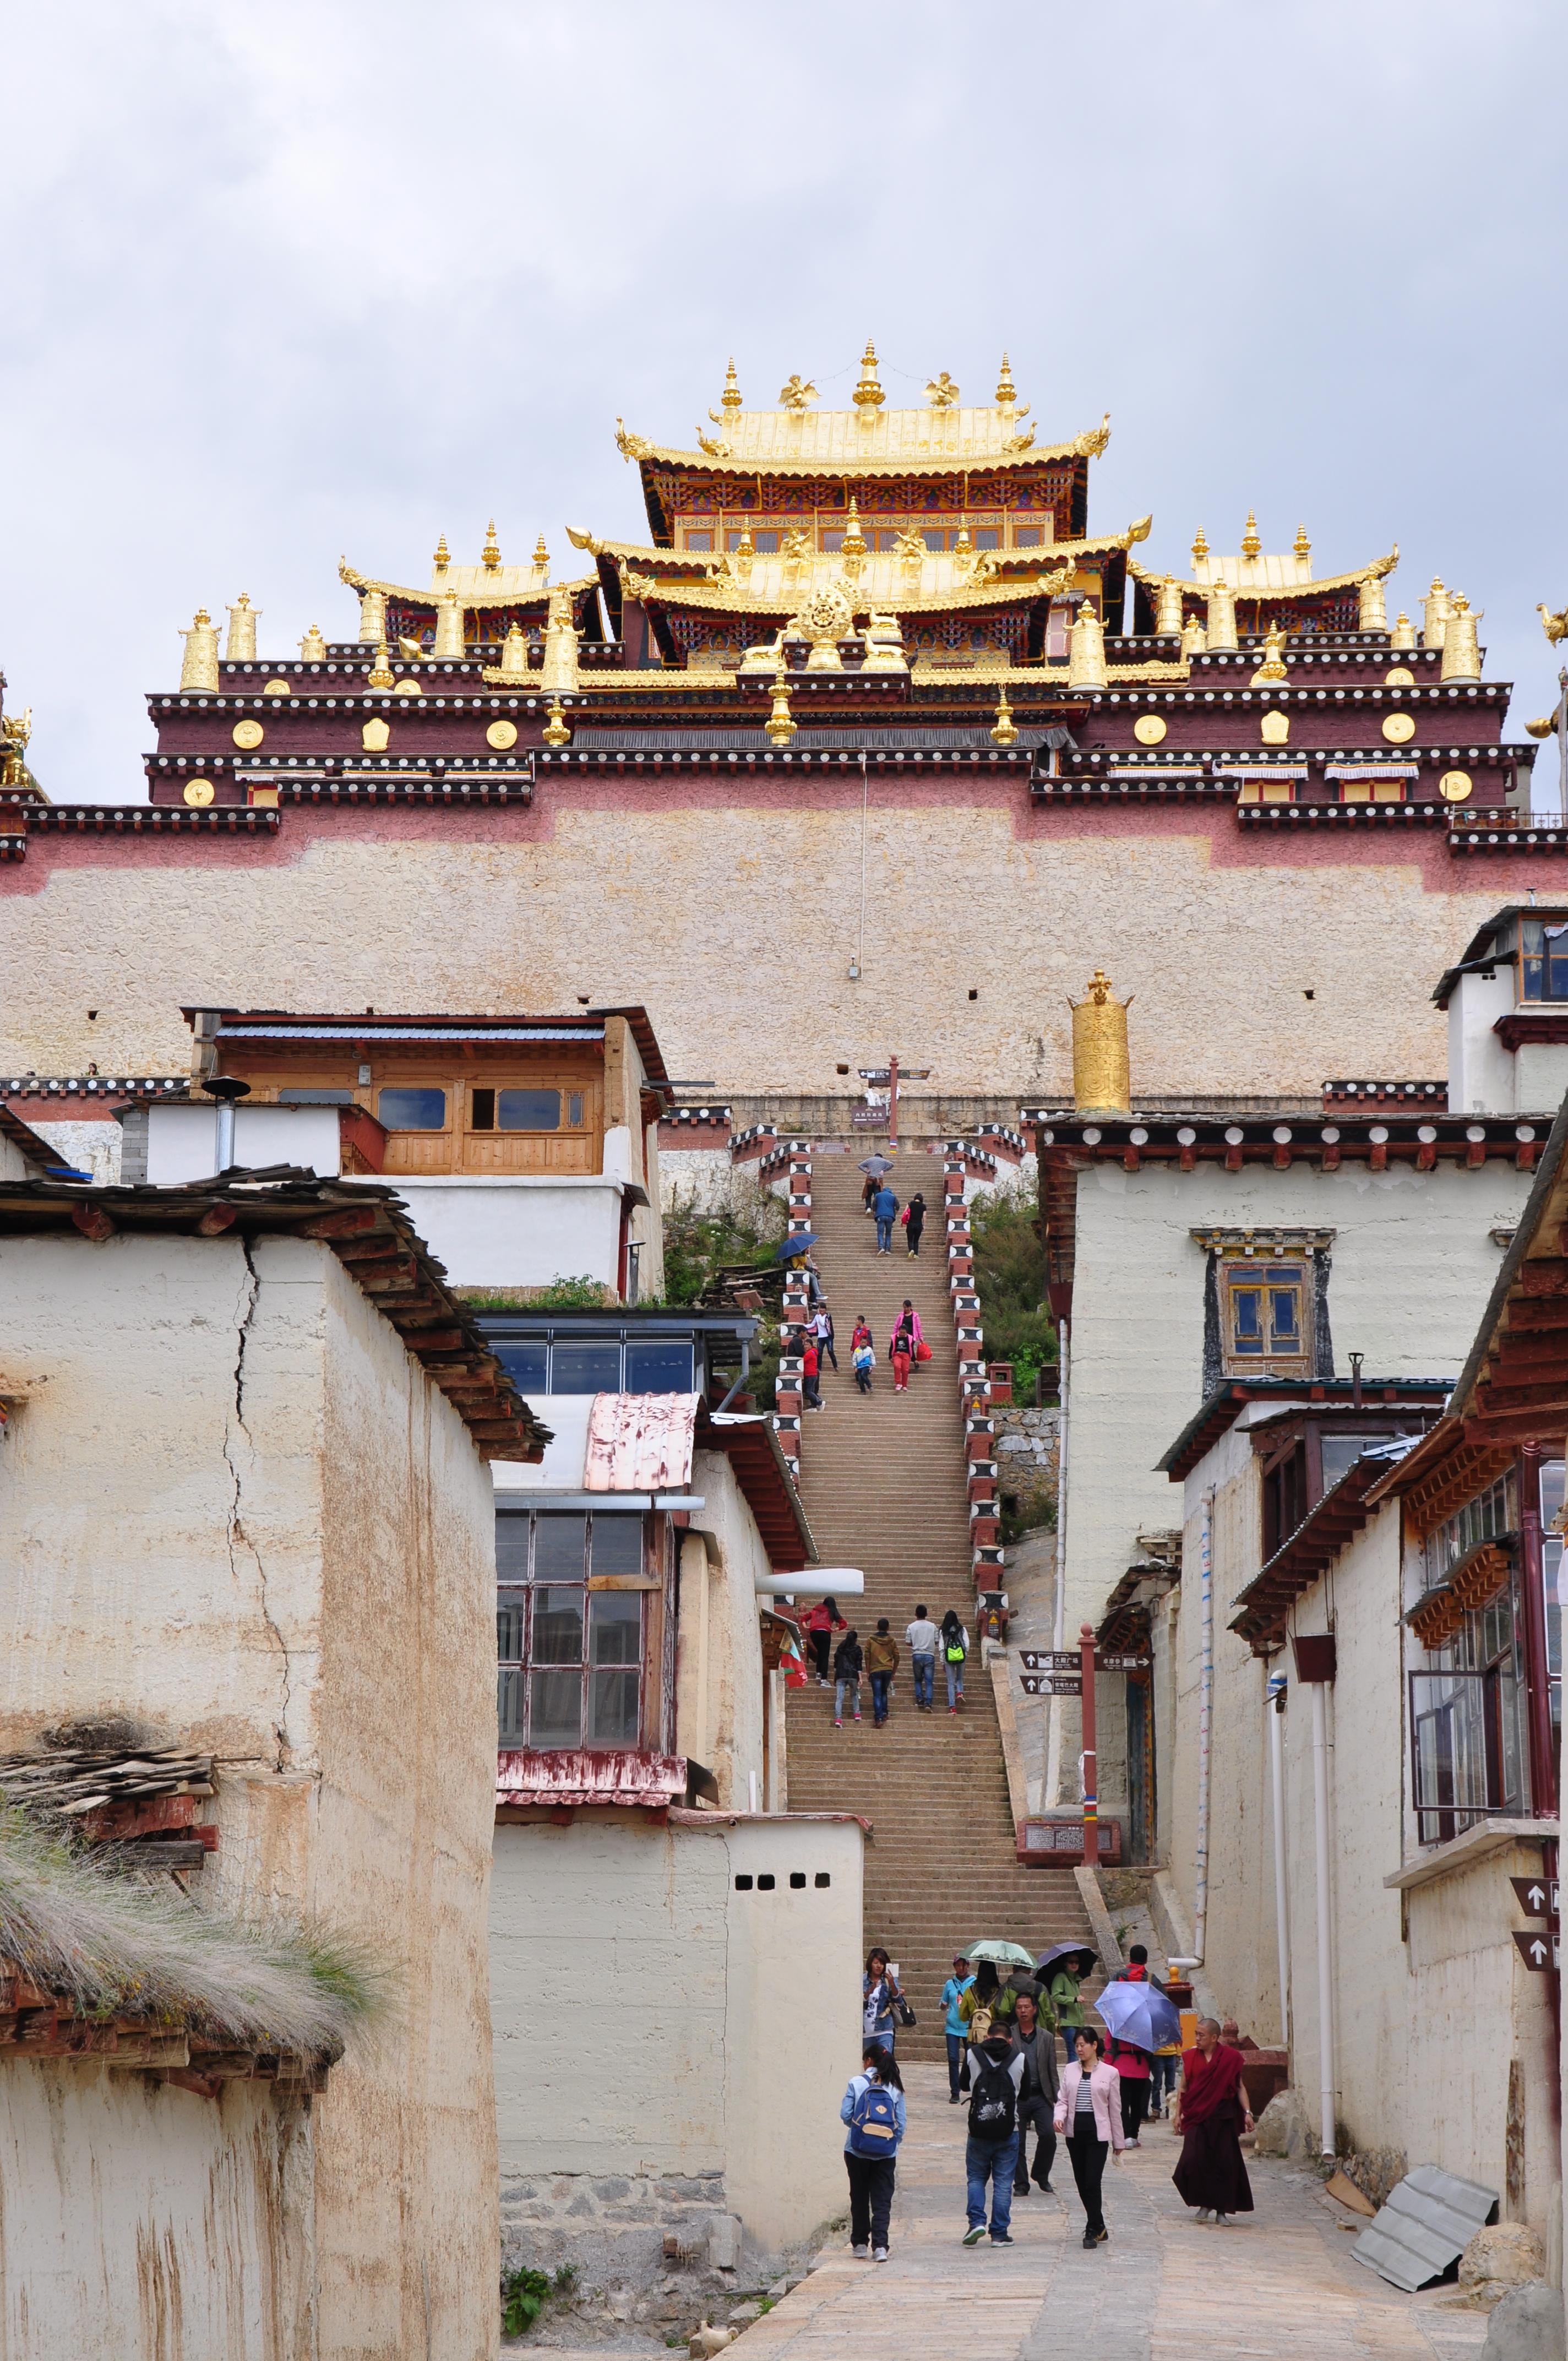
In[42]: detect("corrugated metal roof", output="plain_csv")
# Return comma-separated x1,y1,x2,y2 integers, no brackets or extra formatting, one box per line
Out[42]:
1351,2164,1497,2292
584,1392,698,1494
214,1024,603,1043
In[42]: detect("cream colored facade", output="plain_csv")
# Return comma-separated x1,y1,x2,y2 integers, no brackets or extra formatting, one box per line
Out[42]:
0,818,1540,1106
1162,1425,1559,2237
490,1813,863,2290
0,1229,503,2360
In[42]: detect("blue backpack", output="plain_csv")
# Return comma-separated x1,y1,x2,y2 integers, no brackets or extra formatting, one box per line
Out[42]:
847,2078,899,2158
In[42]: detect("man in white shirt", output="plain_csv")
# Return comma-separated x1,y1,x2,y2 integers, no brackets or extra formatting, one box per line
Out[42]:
906,1605,940,1712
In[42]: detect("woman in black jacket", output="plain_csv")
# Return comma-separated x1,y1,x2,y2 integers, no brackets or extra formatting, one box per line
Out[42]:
904,1192,926,1258
833,1629,863,1728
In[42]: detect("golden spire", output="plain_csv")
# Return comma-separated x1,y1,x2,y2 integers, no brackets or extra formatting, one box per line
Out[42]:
765,673,797,746
433,533,450,576
841,497,868,570
852,340,885,409
1191,527,1210,569
1250,623,1289,686
995,353,1016,407
482,520,502,572
367,639,394,690
1293,523,1311,561
542,697,571,749
720,357,743,412
990,689,1019,748
532,532,550,589
1241,510,1261,558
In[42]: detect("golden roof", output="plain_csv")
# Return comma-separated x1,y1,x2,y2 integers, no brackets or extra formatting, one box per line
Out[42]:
337,557,598,611
569,521,1149,616
1130,542,1397,600
614,400,1111,477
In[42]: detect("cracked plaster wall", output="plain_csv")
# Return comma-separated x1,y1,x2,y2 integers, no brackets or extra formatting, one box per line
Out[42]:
0,1229,501,2360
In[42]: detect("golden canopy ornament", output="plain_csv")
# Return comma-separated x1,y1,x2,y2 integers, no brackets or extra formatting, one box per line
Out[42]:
989,690,1019,748
1069,970,1133,1118
778,374,818,410
926,371,960,407
1539,601,1568,648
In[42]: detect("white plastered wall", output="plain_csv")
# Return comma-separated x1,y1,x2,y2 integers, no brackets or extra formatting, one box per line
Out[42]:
489,1813,862,2271
677,1445,772,1809
0,1230,501,2361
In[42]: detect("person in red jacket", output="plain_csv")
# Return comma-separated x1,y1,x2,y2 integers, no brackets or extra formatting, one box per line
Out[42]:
804,1597,847,1687
803,1334,822,1411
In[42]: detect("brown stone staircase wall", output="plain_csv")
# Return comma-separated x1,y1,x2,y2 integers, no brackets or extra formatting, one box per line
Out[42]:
782,1149,1092,2063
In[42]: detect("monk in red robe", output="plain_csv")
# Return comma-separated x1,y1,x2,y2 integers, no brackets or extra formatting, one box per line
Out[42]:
1172,2017,1254,2222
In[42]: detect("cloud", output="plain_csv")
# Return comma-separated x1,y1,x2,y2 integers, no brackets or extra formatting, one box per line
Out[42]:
2,0,1565,796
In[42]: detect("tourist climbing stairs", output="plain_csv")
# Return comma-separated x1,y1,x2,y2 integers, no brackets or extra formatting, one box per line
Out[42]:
782,1149,1095,2063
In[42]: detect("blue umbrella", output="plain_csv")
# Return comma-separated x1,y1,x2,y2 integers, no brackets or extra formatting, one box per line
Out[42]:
775,1232,820,1261
1093,1979,1182,2052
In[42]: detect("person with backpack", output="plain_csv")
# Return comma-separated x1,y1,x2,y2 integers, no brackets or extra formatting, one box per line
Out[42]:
960,2027,1026,2245
1052,2026,1126,2248
865,1620,900,1726
805,1596,846,1687
871,1183,899,1254
840,2039,905,2261
833,1629,863,1727
940,1609,968,1712
956,1960,1016,2043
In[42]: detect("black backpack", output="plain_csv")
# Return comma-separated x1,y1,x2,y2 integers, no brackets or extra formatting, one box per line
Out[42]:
968,2059,1017,2146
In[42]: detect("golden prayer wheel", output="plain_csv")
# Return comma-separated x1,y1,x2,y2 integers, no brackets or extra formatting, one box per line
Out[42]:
1070,970,1133,1116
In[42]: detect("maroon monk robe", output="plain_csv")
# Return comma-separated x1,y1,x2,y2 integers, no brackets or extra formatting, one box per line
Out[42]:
1172,2042,1254,2215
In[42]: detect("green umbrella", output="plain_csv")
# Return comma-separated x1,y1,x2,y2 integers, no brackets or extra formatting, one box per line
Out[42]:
963,1939,1037,1968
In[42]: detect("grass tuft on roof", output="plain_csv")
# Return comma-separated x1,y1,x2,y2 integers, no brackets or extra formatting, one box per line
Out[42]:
0,1805,386,2057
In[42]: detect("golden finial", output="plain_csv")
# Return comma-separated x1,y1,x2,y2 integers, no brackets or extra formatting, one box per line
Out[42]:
1390,611,1416,651
1191,527,1210,568
300,624,327,662
178,607,220,694
720,357,743,412
1180,611,1207,656
852,340,885,409
1293,524,1311,561
1155,576,1184,638
841,498,868,567
1241,510,1261,558
995,353,1016,406
1250,623,1289,686
765,674,797,747
367,639,394,690
433,533,450,575
926,371,960,408
1423,576,1451,651
225,592,258,662
482,520,502,572
990,689,1019,748
542,697,571,749
778,374,818,411
1440,591,1482,684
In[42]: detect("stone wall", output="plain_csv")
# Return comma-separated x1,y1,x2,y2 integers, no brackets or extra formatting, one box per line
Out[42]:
993,1405,1060,1532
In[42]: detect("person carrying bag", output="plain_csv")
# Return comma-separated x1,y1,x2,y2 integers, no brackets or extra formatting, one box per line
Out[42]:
841,2041,906,2261
961,2030,1025,2245
1053,2027,1125,2249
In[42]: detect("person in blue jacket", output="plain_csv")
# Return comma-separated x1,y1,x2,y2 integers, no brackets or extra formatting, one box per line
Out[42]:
942,1955,974,2104
841,2040,906,2261
871,1184,899,1254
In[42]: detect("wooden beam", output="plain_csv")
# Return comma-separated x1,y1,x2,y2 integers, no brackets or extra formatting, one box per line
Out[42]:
70,1205,115,1242
299,1206,383,1238
195,1204,238,1236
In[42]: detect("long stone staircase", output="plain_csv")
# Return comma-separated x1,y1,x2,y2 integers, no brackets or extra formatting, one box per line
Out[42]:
783,1150,1093,2062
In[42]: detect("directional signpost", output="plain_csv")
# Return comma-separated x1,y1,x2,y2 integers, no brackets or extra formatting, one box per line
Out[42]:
1512,1929,1560,1973
1015,1643,1154,1862
1509,1876,1560,1919
1020,1673,1080,1697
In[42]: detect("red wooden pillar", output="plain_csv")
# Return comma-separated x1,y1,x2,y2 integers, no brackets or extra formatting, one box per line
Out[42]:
1080,1621,1099,1867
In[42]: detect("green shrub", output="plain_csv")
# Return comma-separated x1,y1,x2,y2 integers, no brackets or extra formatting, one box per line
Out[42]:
660,1179,786,1309
501,2264,577,2337
970,1179,1058,1405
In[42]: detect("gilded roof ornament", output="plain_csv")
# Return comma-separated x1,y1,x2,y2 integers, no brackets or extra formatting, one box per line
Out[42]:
542,697,571,749
1440,591,1482,684
926,372,960,408
1293,524,1311,561
433,534,450,575
1249,624,1289,686
1539,602,1568,648
367,639,394,690
178,607,220,694
765,677,796,746
840,498,868,572
720,357,743,414
1191,527,1210,567
989,689,1019,748
778,374,818,410
995,354,1016,407
1390,611,1416,651
565,527,600,554
852,340,885,410
1241,511,1261,559
1069,970,1133,1118
225,593,258,662
300,624,327,661
614,418,653,463
895,526,926,574
482,521,503,572
1071,414,1109,459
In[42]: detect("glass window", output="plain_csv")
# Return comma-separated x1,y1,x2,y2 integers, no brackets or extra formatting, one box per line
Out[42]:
922,529,946,552
624,1337,695,1394
471,1087,496,1130
974,528,1000,550
494,1509,648,1753
378,1086,446,1130
1014,526,1043,548
495,1341,548,1396
1540,1460,1562,1744
820,531,845,553
567,1092,585,1127
498,1089,561,1131
1319,1432,1385,1490
589,1516,646,1580
533,1514,587,1582
1428,1471,1517,1582
1223,1263,1308,1370
1521,918,1568,1002
550,1340,623,1393
684,531,713,552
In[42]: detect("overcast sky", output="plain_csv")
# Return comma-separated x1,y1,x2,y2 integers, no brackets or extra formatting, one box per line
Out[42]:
4,3,1566,801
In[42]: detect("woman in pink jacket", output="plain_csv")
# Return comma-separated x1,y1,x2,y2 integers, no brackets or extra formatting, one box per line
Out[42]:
889,1301,924,1392
1052,2026,1125,2249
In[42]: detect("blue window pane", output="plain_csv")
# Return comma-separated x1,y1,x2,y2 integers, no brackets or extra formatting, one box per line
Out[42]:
496,1342,548,1395
378,1086,446,1130
551,1341,623,1392
624,1338,695,1394
1232,1289,1264,1351
498,1089,560,1131
1270,1289,1299,1342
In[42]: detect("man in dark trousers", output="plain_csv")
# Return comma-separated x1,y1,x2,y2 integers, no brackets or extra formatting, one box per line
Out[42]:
1007,1988,1059,2197
871,1183,899,1254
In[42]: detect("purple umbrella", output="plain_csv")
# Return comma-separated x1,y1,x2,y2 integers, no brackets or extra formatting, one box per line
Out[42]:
1036,1940,1097,1976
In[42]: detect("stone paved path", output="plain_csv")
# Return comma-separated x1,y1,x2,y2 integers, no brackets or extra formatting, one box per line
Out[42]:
735,2067,1489,2361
